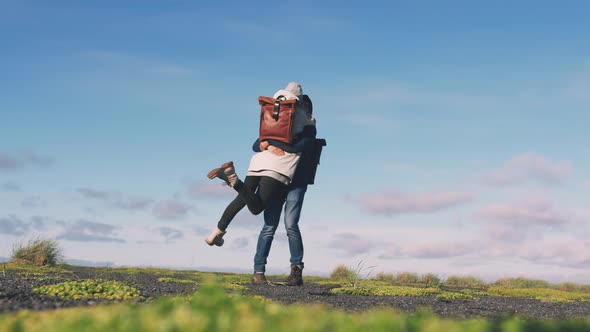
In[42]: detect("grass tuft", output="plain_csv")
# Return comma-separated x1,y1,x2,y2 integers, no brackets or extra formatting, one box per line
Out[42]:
375,271,441,286
493,277,550,289
374,272,394,282
444,275,487,289
329,265,352,281
393,272,421,284
421,273,441,285
10,238,64,266
330,260,375,288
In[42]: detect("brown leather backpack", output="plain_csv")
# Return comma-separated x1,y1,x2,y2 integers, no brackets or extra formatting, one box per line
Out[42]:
258,96,297,144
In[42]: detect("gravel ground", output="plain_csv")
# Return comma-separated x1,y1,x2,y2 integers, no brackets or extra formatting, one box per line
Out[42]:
0,266,196,313
2,266,590,320
246,282,590,320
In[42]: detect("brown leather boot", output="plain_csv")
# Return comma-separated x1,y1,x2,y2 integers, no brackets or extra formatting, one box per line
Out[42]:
251,272,268,285
287,264,303,286
207,161,239,187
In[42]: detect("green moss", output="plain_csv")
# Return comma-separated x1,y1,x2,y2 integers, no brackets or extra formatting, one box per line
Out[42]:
33,279,141,301
330,282,590,303
203,272,252,284
95,266,183,276
436,292,476,301
17,271,68,282
487,287,590,303
461,289,488,297
222,283,248,293
492,278,590,294
4,262,72,274
157,277,197,284
332,285,440,296
3,284,590,332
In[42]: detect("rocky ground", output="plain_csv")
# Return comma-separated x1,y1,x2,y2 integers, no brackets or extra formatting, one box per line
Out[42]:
0,266,196,312
1,266,590,320
248,282,590,320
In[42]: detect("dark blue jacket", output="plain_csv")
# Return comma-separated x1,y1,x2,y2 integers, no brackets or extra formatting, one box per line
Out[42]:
252,125,317,188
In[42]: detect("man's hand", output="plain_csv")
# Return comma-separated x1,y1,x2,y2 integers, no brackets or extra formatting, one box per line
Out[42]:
260,141,270,151
268,145,285,156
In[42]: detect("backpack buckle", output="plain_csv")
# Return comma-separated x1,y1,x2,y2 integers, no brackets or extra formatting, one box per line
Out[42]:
273,95,285,121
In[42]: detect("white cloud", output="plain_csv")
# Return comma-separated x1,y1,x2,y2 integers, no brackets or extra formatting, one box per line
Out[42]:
328,233,374,256
0,150,53,171
0,181,21,192
341,112,398,130
353,190,473,217
187,182,235,200
85,50,194,77
480,152,572,187
57,220,126,243
563,61,590,101
476,198,572,227
0,215,33,236
152,200,193,220
77,188,153,211
324,81,508,113
158,227,184,242
20,196,46,208
398,241,473,259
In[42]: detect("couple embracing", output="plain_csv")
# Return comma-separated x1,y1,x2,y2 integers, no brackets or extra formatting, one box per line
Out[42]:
205,82,323,286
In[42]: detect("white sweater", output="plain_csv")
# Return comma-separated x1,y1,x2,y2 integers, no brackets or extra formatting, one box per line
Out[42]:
246,150,301,185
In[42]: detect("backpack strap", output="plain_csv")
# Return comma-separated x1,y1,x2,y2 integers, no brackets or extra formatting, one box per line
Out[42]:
273,95,286,121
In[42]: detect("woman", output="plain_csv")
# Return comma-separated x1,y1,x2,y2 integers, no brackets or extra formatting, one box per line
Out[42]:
205,83,315,246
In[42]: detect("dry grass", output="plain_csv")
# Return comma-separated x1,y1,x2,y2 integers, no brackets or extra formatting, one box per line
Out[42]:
330,265,353,281
372,270,590,298
374,272,441,286
11,238,64,266
444,275,487,289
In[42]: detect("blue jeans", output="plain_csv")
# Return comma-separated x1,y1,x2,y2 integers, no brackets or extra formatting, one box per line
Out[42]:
253,186,306,273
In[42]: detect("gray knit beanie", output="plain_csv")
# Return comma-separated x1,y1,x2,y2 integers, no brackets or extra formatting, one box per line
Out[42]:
285,82,302,97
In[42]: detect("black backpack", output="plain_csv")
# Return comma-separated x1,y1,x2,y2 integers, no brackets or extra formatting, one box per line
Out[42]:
307,138,327,185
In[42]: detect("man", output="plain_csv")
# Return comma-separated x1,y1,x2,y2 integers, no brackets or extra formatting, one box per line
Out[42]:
251,94,317,286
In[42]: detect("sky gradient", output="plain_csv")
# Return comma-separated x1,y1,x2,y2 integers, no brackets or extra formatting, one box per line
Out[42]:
1,1,589,282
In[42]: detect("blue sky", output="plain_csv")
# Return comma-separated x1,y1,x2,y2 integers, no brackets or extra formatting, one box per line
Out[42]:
1,1,589,282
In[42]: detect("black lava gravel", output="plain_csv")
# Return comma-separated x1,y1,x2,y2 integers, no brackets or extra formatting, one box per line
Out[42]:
0,266,196,313
2,266,590,320
245,282,590,320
